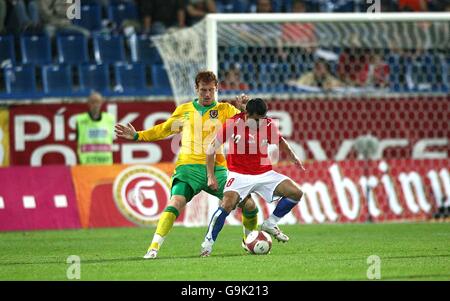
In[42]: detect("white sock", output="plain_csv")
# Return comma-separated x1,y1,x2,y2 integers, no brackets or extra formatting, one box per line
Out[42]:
243,226,251,239
266,214,281,225
151,234,165,249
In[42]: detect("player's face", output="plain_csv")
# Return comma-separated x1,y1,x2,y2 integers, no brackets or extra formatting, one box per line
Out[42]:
196,81,217,106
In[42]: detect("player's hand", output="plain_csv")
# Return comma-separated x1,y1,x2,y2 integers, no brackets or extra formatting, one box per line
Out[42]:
292,156,306,171
207,174,218,191
114,123,137,140
235,93,250,111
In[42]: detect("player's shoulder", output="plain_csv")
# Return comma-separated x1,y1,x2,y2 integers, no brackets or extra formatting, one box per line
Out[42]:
216,101,235,110
176,102,193,111
268,117,280,126
229,112,245,121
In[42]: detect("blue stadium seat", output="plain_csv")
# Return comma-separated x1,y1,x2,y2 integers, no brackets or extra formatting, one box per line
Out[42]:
20,34,52,65
232,0,253,12
0,35,15,65
215,0,236,13
4,65,36,94
114,62,146,93
107,2,138,27
42,64,73,95
78,64,110,92
73,3,102,31
93,33,126,64
133,34,163,64
56,34,89,64
258,63,289,90
272,0,293,12
151,64,171,94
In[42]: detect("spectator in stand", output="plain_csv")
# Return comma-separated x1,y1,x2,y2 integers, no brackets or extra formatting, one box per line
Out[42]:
4,0,40,34
291,57,342,91
397,0,429,11
219,64,250,91
338,46,390,88
364,52,390,88
185,0,216,26
38,0,90,38
136,0,185,35
337,34,371,87
255,0,272,13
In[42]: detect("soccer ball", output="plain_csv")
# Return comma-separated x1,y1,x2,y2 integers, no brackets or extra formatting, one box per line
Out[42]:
244,230,272,255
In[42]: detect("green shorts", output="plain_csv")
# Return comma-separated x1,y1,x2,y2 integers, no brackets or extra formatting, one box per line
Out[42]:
171,164,228,202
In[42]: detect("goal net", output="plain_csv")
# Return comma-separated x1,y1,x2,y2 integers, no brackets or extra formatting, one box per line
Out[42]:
153,13,450,224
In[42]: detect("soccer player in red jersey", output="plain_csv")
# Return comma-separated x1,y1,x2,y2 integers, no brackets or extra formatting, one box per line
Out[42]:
200,98,305,257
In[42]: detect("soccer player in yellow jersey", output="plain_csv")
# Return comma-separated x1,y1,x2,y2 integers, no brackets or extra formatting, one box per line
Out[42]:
115,71,259,259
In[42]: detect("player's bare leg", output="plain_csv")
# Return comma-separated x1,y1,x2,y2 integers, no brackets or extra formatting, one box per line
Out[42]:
261,179,303,243
144,195,187,259
200,191,240,257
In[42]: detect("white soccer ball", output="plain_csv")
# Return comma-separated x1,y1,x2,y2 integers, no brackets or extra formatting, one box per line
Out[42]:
245,230,272,255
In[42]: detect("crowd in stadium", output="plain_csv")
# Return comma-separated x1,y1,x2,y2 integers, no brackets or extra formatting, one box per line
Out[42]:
0,0,448,98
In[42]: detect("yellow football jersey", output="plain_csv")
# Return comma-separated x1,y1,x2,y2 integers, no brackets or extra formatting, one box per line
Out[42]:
136,99,240,167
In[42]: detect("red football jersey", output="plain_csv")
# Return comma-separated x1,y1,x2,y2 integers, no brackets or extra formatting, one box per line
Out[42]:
218,112,281,175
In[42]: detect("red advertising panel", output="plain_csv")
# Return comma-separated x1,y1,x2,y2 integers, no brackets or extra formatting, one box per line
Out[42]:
9,101,176,166
0,166,81,231
8,95,449,166
269,159,450,224
267,95,449,161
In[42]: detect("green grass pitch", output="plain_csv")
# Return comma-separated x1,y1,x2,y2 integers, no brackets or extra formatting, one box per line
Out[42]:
0,222,449,280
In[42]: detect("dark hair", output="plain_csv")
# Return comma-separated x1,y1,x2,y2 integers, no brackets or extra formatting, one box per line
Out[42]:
246,98,268,116
195,70,218,87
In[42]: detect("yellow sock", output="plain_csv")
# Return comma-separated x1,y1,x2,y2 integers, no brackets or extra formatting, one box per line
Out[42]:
242,208,259,240
148,206,179,251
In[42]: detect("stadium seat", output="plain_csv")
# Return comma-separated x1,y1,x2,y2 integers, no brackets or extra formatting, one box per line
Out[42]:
0,35,15,65
133,34,163,64
151,64,171,94
78,64,110,93
73,3,102,31
232,0,253,12
216,0,234,13
20,34,52,65
93,33,126,64
56,34,89,64
107,2,138,27
114,62,146,93
42,64,73,95
4,65,36,94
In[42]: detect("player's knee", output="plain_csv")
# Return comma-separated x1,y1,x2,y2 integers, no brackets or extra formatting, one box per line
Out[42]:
243,198,257,212
288,187,303,202
221,194,239,213
221,200,235,213
168,196,187,211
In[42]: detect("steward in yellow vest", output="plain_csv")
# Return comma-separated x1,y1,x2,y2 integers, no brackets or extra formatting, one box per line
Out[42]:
76,92,115,165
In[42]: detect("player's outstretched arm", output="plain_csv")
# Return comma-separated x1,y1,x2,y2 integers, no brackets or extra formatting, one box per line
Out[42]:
279,137,306,171
115,123,137,140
